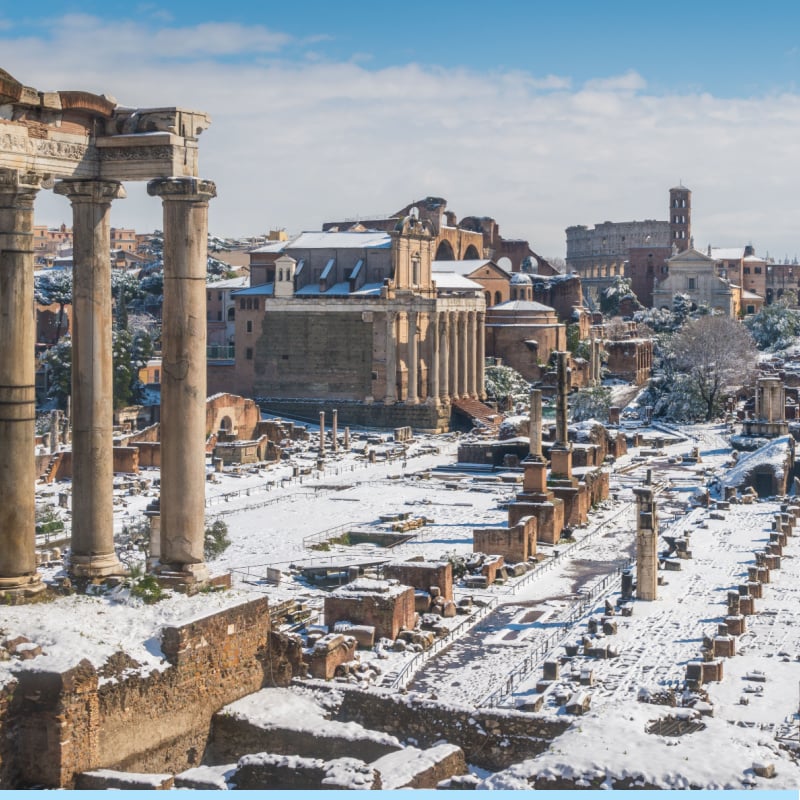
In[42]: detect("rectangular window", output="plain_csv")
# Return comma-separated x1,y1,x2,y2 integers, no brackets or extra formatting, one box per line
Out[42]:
687,277,696,290
218,292,222,301
217,311,222,321
246,320,253,333
754,267,762,274
246,347,253,360
239,299,246,310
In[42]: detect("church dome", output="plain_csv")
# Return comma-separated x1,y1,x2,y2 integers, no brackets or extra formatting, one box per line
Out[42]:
510,272,533,285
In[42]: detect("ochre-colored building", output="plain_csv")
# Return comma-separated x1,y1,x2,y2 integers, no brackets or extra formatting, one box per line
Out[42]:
232,215,486,432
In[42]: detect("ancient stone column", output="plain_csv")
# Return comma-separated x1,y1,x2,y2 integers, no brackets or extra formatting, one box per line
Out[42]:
147,178,216,580
635,486,658,601
555,351,569,447
408,310,418,404
319,411,326,457
439,314,449,401
331,409,338,453
430,310,439,403
344,426,350,450
450,312,459,401
467,311,477,398
385,311,396,404
459,312,469,398
477,311,486,400
55,179,126,577
0,169,43,597
529,389,543,459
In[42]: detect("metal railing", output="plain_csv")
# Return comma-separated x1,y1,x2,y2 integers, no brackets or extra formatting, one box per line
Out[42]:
478,556,634,707
388,596,500,690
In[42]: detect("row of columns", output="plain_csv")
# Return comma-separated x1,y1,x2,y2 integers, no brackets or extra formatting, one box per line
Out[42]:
0,169,215,595
384,309,485,405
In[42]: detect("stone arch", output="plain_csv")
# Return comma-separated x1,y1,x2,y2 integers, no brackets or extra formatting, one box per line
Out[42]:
435,239,455,261
219,415,233,433
463,243,480,260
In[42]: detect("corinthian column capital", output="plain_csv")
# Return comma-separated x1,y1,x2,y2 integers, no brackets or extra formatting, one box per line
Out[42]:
54,179,126,204
148,177,216,202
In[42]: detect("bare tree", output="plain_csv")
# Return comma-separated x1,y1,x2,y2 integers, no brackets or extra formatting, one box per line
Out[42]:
671,315,757,421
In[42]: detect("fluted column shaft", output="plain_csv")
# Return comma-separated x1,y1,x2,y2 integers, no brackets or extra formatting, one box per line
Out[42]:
148,178,216,578
439,314,449,401
459,312,468,398
385,311,396,404
0,170,43,595
55,180,126,577
467,311,477,398
408,310,418,404
450,312,459,401
477,311,486,400
430,311,439,402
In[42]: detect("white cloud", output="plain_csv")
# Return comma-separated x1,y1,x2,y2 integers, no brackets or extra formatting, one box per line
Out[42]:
583,70,647,92
3,18,800,260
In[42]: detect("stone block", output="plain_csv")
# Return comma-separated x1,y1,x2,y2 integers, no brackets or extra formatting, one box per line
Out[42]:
307,633,357,680
565,691,591,715
370,743,467,789
542,660,560,681
325,580,416,641
75,770,174,790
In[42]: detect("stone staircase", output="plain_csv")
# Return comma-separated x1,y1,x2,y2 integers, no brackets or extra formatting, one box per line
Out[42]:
451,398,501,432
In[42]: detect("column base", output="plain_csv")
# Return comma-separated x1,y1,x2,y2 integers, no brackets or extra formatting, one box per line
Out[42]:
0,573,46,600
70,552,125,578
156,561,209,587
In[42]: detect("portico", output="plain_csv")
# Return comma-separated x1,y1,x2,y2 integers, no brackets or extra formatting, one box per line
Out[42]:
0,69,214,595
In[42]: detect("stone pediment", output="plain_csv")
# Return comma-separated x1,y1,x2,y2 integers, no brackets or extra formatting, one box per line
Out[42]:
668,247,715,265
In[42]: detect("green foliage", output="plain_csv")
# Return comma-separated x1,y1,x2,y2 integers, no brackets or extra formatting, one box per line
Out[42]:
566,323,581,354
42,337,73,409
125,566,165,604
571,385,612,422
744,299,800,351
35,505,64,535
600,276,642,318
443,551,467,580
484,364,530,404
205,519,231,560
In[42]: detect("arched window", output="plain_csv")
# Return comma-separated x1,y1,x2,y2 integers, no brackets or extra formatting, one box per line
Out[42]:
484,291,491,307
494,291,502,305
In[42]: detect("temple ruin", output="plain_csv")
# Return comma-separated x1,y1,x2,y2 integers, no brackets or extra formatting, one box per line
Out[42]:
0,69,214,595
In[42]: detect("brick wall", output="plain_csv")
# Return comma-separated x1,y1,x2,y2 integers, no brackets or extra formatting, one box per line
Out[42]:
331,687,571,771
325,584,415,640
0,597,303,788
382,562,453,600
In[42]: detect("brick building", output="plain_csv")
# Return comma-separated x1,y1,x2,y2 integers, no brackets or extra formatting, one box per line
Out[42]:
567,185,691,305
231,214,487,432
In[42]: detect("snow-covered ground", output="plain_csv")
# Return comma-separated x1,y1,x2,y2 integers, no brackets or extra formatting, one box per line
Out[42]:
5,419,800,787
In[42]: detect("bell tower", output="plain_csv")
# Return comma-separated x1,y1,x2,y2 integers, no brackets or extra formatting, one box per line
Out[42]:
669,184,691,253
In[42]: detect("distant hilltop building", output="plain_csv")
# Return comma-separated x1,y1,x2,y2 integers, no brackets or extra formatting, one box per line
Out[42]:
324,196,558,276
566,185,691,305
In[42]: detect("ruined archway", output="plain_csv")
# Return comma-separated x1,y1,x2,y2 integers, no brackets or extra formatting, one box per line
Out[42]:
463,244,480,260
435,239,455,261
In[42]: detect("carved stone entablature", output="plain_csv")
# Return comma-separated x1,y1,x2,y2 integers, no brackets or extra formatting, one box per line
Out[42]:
108,108,211,140
0,71,210,182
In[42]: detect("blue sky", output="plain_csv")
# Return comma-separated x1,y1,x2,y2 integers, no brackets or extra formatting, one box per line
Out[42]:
3,2,800,259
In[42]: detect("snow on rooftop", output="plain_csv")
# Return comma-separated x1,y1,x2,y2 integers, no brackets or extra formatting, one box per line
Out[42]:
433,272,483,291
432,259,494,276
287,231,391,250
